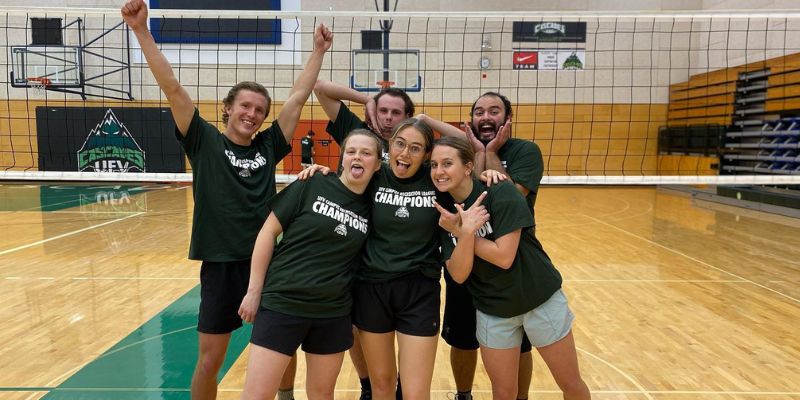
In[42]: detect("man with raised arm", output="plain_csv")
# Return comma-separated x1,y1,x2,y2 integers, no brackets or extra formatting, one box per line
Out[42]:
121,1,332,398
418,91,543,400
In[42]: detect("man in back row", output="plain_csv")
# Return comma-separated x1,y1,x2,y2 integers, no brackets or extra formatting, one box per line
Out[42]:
315,79,416,161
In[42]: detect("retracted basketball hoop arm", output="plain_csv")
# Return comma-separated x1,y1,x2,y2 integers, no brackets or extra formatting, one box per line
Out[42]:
9,17,134,101
377,0,398,84
351,0,418,91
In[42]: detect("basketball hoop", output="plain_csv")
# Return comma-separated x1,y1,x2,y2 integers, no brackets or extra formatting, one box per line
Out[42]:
26,77,52,93
376,80,395,90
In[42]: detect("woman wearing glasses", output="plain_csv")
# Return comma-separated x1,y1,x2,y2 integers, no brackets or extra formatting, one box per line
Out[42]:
352,118,441,400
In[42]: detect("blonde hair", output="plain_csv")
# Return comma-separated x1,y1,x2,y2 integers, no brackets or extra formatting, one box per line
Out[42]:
340,129,384,160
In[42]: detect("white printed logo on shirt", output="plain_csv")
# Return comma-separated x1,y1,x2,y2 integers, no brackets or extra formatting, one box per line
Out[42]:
224,149,267,177
449,221,494,246
312,196,369,235
395,206,410,218
374,187,436,216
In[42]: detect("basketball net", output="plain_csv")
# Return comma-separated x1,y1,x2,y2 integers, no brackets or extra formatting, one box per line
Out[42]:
27,77,51,93
377,80,395,90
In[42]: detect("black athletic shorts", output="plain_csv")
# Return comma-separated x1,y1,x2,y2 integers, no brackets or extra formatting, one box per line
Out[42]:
353,271,441,336
197,260,250,334
250,308,353,356
442,269,532,352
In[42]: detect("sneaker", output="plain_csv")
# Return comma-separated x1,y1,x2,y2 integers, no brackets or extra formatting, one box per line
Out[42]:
448,392,473,400
277,389,294,400
359,388,372,400
395,376,402,400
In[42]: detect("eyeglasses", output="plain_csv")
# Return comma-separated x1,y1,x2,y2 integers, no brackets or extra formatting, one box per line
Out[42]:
392,139,425,156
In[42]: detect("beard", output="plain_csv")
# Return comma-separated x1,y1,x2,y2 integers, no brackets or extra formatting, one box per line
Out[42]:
471,121,497,144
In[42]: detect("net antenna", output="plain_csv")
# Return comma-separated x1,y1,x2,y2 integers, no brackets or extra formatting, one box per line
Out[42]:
9,17,134,101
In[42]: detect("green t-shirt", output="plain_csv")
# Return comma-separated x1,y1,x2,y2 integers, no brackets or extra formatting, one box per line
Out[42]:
261,174,371,318
177,108,292,261
498,138,544,223
326,101,389,161
358,163,441,281
439,179,562,318
326,103,439,280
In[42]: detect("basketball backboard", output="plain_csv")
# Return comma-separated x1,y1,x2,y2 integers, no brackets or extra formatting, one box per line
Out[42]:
10,46,82,88
8,17,133,101
351,49,421,92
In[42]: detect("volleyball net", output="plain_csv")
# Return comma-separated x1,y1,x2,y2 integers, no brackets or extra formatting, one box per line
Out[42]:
1,7,800,185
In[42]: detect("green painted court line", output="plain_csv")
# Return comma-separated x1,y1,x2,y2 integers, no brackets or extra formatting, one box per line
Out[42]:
43,390,193,400
42,285,252,400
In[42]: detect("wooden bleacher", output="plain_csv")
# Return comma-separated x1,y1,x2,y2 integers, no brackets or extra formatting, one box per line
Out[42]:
667,52,800,127
662,52,800,179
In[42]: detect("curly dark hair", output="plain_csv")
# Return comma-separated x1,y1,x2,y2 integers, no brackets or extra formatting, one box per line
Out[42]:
469,91,513,119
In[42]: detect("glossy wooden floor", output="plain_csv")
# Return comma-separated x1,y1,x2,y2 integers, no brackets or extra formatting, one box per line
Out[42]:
1,183,798,399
